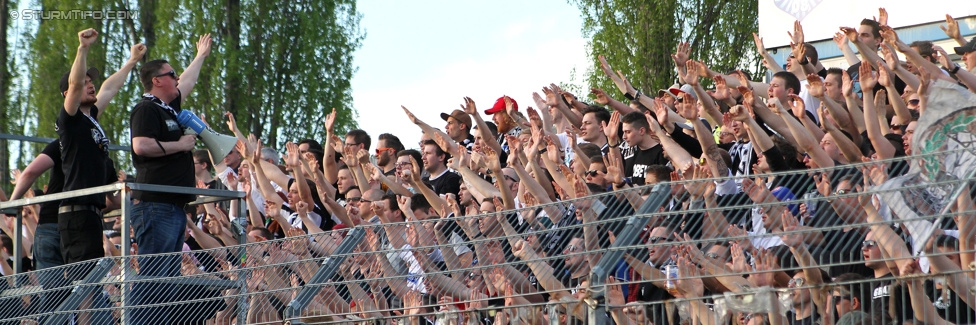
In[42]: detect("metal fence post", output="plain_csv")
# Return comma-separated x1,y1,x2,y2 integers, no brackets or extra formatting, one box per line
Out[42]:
13,208,23,279
235,198,248,325
284,227,365,324
119,185,131,325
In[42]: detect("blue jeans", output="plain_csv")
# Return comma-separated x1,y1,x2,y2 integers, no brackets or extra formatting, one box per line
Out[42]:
128,201,187,325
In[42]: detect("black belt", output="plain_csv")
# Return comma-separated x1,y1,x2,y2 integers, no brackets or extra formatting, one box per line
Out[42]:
58,205,102,215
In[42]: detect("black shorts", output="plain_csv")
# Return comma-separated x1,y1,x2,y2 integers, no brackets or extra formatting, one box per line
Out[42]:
58,209,105,265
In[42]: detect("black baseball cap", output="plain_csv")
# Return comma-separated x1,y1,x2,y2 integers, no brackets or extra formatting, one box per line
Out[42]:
58,67,99,94
954,37,976,55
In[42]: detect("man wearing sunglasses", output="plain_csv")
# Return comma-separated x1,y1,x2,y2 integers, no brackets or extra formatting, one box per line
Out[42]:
128,33,213,324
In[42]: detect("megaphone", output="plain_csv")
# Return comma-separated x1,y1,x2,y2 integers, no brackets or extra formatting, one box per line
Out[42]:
176,110,239,161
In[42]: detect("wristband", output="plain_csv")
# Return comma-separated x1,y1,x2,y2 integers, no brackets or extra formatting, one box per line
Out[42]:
624,92,635,100
950,65,961,74
609,142,620,149
538,148,548,154
155,139,167,155
634,91,642,102
798,56,809,65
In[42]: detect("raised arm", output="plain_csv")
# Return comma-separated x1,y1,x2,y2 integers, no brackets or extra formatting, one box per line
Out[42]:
462,97,505,155
177,34,212,101
9,153,54,201
769,98,833,169
940,14,968,46
64,29,98,116
832,32,862,66
753,33,784,73
96,44,146,112
859,64,896,160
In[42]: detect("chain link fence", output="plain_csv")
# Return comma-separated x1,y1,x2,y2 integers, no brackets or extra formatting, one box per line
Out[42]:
0,149,974,325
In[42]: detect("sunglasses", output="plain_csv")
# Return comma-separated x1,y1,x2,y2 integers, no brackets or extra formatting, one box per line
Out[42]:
585,170,602,177
908,99,920,106
375,147,395,155
647,237,671,244
155,70,177,79
788,277,805,288
347,197,362,202
832,295,850,304
862,240,878,248
835,188,856,195
891,124,907,131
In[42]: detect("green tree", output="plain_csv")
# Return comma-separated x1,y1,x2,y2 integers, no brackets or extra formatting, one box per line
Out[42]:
573,0,762,103
14,0,362,177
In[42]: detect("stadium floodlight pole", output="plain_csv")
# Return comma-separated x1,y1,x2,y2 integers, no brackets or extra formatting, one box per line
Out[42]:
587,183,671,325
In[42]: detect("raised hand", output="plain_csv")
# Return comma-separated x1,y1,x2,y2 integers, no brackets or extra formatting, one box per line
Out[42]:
129,43,147,62
787,94,806,118
603,110,621,143
779,210,805,247
859,62,878,90
832,31,849,48
789,20,805,45
195,33,213,58
729,241,750,273
940,14,962,40
285,142,301,167
806,74,825,98
461,97,477,115
78,28,98,48
734,70,753,90
673,42,691,67
839,27,858,44
879,25,899,48
751,33,768,54
710,75,731,101
738,85,756,109
728,105,750,121
677,93,698,120
591,87,611,105
790,41,807,66
684,60,701,86
842,70,854,97
877,7,889,26
675,256,704,298
324,109,337,135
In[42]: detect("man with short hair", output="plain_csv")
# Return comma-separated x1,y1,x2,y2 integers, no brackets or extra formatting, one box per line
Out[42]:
376,133,404,176
441,109,475,151
345,129,371,157
617,112,667,186
128,33,212,324
420,140,461,197
579,106,611,153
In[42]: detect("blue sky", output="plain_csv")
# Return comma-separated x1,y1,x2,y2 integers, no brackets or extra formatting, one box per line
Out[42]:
350,0,589,148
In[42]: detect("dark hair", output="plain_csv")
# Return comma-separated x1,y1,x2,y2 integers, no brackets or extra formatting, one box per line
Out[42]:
645,164,673,183
621,111,649,132
422,140,449,166
826,68,844,80
192,149,214,172
772,71,802,96
581,105,611,125
578,143,602,160
474,122,499,140
772,136,801,170
139,59,170,91
378,133,405,154
298,139,324,152
409,193,432,214
860,19,883,40
934,234,959,250
908,41,936,63
345,129,372,151
802,43,819,65
834,273,871,313
397,149,424,171
1,234,11,254
382,194,400,215
250,227,274,240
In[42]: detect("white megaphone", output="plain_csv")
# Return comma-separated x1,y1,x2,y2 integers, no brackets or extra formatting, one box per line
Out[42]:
176,110,239,161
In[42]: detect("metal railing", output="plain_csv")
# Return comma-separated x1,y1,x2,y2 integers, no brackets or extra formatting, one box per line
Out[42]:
0,150,974,324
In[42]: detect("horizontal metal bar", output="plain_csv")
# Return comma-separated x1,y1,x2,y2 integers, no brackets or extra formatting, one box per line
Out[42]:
126,183,245,199
0,132,130,151
0,183,245,213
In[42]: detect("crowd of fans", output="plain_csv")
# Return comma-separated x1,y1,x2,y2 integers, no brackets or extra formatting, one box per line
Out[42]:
2,8,976,325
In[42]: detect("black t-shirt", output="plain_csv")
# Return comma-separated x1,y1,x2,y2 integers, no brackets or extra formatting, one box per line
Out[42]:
130,93,196,205
719,140,757,179
38,140,64,224
423,169,462,197
56,105,114,207
870,274,913,324
622,144,668,186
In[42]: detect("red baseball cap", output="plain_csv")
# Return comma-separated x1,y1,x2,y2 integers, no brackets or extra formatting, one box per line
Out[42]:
484,96,517,115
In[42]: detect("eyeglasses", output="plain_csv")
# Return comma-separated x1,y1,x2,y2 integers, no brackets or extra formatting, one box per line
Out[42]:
647,237,671,244
344,142,360,147
375,147,395,155
908,99,920,106
832,295,851,304
565,245,580,252
788,277,805,288
585,170,602,177
502,175,518,183
835,188,855,195
347,197,362,203
862,240,878,248
155,70,177,79
395,162,411,169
